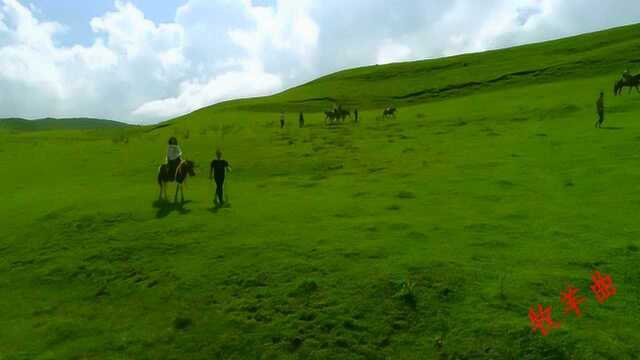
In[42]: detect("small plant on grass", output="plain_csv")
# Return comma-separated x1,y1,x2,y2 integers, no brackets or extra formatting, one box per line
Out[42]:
395,275,417,308
289,279,319,298
173,316,192,330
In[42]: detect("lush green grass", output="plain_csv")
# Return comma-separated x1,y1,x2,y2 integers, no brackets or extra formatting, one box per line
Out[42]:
3,25,640,359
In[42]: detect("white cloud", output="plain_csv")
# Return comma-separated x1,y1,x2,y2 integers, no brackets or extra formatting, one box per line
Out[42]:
2,0,640,123
376,39,413,65
133,60,281,119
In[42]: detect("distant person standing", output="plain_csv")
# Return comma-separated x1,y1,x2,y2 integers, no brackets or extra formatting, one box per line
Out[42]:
280,111,285,129
209,149,232,206
595,92,605,128
166,137,182,179
299,112,305,128
354,109,359,123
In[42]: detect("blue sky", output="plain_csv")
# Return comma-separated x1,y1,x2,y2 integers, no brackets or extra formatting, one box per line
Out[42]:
31,0,187,45
32,0,276,46
2,0,640,124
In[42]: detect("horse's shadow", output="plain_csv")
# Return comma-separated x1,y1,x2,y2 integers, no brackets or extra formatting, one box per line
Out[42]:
153,199,192,218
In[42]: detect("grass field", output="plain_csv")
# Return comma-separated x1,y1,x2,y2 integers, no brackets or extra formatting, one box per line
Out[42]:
3,24,640,359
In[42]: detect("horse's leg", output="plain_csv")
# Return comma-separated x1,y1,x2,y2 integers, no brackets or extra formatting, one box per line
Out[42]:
174,183,179,204
180,183,185,204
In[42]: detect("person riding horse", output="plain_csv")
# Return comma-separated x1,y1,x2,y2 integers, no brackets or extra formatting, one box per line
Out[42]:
614,69,640,96
166,137,182,181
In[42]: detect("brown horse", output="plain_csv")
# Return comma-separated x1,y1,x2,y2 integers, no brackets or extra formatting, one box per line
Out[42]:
614,74,640,96
157,160,196,204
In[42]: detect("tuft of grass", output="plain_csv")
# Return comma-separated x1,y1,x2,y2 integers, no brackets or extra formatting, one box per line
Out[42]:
394,275,417,308
396,191,416,199
289,279,319,298
173,317,193,331
498,272,510,300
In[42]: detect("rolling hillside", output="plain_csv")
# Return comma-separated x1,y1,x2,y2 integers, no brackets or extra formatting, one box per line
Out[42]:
0,117,128,131
2,24,640,359
179,22,640,117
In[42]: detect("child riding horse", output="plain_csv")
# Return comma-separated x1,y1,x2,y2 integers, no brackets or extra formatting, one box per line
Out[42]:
159,138,193,204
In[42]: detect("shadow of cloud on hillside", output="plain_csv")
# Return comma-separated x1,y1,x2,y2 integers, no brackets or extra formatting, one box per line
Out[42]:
154,200,193,218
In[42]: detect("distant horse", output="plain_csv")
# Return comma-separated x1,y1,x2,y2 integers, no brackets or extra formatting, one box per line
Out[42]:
336,108,351,122
325,109,340,124
614,74,640,96
158,160,196,204
383,107,397,119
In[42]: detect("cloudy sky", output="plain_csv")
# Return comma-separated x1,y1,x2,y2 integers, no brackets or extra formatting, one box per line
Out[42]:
1,0,640,124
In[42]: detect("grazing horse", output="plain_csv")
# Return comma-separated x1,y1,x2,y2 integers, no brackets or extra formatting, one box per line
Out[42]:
158,160,196,204
614,74,640,96
383,106,397,119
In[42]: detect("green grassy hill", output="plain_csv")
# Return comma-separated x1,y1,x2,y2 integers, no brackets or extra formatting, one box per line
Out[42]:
184,22,640,116
2,24,640,359
0,117,128,131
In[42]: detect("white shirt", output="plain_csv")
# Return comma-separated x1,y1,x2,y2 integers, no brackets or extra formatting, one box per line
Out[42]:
167,144,182,161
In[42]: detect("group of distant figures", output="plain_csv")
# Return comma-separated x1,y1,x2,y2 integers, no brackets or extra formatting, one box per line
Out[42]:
279,112,307,128
276,105,398,128
323,105,397,124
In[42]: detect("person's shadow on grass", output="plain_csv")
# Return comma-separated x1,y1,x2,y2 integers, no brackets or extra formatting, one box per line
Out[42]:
153,200,192,218
601,126,624,130
207,202,231,214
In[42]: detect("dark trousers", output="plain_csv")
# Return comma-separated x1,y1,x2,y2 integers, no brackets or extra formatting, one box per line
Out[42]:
596,111,604,128
215,177,225,204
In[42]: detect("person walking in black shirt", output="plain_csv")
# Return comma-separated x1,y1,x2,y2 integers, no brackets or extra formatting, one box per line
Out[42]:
209,149,231,206
299,112,304,128
595,92,604,128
